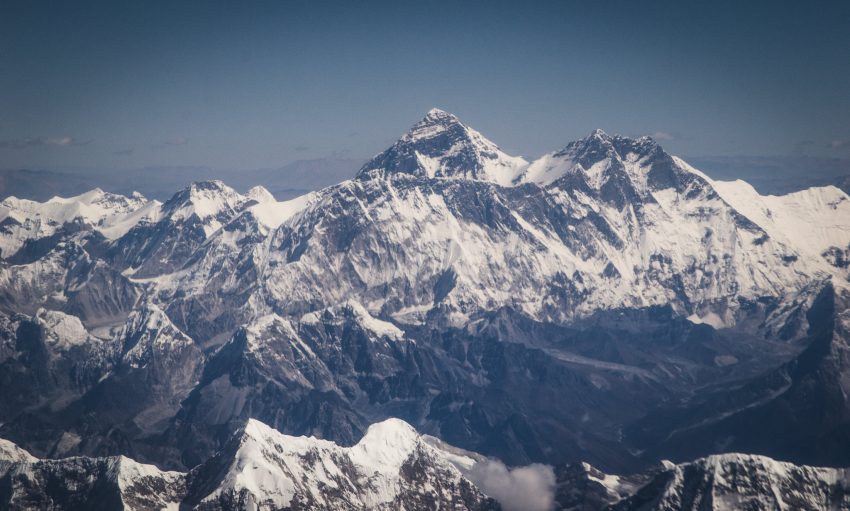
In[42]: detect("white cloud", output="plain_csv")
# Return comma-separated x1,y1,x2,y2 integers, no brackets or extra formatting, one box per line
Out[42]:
466,459,556,511
0,136,91,148
650,131,675,141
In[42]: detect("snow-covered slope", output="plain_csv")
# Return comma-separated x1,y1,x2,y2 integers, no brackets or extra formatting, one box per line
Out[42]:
158,114,830,335
0,188,155,258
712,179,850,277
358,108,528,186
610,453,850,511
0,446,186,510
187,418,496,510
1,109,849,496
0,418,498,510
5,424,850,511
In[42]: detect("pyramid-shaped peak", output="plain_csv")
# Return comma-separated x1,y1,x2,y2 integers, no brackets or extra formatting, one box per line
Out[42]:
358,110,527,185
421,107,460,124
406,108,466,139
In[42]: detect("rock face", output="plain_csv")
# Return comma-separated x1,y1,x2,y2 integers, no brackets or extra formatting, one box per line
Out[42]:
0,418,499,510
609,454,850,511
4,426,850,511
0,109,850,505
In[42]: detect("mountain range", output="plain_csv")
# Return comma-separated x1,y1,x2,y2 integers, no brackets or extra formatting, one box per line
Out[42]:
1,108,849,509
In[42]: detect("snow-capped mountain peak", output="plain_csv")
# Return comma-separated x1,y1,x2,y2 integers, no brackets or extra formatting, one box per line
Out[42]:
245,185,276,204
154,180,255,238
188,417,496,510
358,108,528,186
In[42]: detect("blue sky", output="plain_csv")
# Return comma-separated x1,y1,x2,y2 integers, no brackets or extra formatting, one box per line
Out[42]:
2,0,849,170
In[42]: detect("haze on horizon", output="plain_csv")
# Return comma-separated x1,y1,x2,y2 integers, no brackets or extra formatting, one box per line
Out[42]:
2,0,849,185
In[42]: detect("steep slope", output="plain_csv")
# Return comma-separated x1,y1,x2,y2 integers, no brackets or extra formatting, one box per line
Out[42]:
170,119,817,338
0,188,153,259
626,284,850,469
107,180,253,278
611,453,850,511
712,179,850,279
184,418,498,510
0,418,499,511
358,108,528,186
0,447,186,510
0,109,848,482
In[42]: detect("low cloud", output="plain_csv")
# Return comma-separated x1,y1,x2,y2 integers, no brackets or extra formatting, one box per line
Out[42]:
831,139,849,149
466,460,556,511
295,144,309,152
0,136,92,148
113,148,135,156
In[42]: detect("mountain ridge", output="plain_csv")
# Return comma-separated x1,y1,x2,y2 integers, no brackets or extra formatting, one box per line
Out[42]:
0,110,849,506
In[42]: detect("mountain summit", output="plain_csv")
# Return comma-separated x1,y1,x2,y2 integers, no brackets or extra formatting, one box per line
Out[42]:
0,111,850,507
358,108,528,185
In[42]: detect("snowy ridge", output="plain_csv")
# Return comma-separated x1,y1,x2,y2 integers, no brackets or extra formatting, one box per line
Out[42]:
0,417,497,510
1,109,850,505
5,423,850,510
0,188,155,257
610,453,850,510
358,108,528,185
192,416,495,510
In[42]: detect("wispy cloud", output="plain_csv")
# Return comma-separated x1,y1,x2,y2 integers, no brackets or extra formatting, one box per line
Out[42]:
831,139,849,149
649,131,675,141
113,147,135,156
0,136,92,148
149,136,190,150
295,144,309,152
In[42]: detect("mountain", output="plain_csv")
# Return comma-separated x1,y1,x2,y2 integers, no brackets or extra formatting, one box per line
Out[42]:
358,108,528,185
0,417,499,510
4,423,850,510
0,109,849,506
0,158,365,203
609,453,850,510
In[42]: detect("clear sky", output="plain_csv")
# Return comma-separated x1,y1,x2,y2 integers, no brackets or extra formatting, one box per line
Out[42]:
2,0,849,171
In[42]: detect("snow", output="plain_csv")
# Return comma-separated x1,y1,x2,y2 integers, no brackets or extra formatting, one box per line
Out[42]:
35,309,91,351
162,180,248,236
202,417,465,509
245,185,276,204
349,418,420,474
248,192,316,229
686,312,728,329
712,179,850,275
0,439,37,464
0,189,152,256
360,107,529,186
518,151,576,186
300,300,405,341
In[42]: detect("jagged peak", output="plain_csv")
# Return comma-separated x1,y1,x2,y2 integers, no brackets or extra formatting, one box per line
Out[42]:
403,108,468,143
245,185,275,204
358,109,527,185
421,107,460,125
161,180,246,223
300,300,406,341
